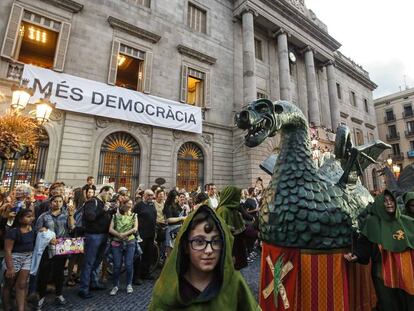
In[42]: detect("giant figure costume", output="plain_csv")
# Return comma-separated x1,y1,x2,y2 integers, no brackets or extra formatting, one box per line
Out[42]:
235,99,390,311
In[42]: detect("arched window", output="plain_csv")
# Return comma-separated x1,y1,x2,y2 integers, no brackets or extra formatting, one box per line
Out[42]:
2,128,49,190
372,168,379,191
98,132,140,191
177,142,204,192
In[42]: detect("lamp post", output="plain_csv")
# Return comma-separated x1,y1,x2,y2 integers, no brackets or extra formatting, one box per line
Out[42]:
0,79,54,189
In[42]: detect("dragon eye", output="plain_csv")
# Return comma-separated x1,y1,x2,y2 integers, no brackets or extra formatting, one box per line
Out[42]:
274,104,283,114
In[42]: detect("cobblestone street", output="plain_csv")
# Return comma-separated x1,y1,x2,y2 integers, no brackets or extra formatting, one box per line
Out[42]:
41,257,260,311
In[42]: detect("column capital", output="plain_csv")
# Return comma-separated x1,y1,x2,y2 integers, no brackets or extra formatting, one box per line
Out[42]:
273,28,291,39
234,5,258,19
300,45,314,54
324,59,336,67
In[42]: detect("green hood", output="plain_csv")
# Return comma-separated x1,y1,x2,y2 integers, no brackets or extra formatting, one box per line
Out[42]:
361,190,414,252
403,192,414,217
149,205,259,311
216,186,245,235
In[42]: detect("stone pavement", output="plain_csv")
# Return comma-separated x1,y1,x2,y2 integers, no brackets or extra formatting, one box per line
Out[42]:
40,256,260,311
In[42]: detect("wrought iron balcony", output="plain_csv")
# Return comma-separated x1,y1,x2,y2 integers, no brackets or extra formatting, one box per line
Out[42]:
388,152,404,162
403,110,414,119
384,114,396,123
386,132,400,141
405,130,414,138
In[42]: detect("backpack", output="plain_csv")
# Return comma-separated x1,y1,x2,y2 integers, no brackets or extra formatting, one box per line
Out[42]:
74,198,97,235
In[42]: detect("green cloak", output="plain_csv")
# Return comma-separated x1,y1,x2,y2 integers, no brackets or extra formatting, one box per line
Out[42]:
149,205,260,311
361,190,414,252
403,192,414,218
216,186,245,235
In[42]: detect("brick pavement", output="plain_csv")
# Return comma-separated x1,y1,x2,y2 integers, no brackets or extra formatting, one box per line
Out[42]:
40,256,260,311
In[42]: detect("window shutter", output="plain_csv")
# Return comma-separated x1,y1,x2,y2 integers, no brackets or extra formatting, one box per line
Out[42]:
180,65,188,103
143,51,153,94
107,40,120,85
53,22,71,71
1,4,24,59
204,71,210,108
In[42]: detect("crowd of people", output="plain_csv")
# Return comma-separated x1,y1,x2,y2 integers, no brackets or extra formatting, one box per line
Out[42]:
2,173,413,310
0,177,263,310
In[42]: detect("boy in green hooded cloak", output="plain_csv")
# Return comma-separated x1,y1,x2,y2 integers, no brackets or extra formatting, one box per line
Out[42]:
345,190,414,310
149,204,260,310
403,191,414,218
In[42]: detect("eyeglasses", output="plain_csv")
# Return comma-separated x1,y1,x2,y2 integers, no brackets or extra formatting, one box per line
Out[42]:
188,238,223,251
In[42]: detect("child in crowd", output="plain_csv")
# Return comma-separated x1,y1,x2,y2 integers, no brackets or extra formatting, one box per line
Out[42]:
108,199,138,295
2,209,35,311
150,205,259,310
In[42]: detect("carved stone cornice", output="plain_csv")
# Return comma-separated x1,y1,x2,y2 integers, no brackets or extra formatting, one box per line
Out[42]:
108,16,161,44
365,123,376,130
351,117,363,125
259,0,341,51
334,54,377,90
340,111,349,118
177,45,216,65
40,0,83,13
95,117,110,128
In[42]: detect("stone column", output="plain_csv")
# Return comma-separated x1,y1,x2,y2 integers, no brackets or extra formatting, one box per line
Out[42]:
241,8,257,104
304,46,320,126
326,61,339,131
276,29,290,100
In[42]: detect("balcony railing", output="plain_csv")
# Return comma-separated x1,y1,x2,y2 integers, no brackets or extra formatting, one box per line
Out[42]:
386,132,400,141
405,130,414,138
384,114,396,123
388,152,404,162
6,62,24,81
403,110,414,119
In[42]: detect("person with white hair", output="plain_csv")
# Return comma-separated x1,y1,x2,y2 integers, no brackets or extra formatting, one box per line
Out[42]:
133,189,156,283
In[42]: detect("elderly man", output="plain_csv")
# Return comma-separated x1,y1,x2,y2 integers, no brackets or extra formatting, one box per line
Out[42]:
133,189,157,284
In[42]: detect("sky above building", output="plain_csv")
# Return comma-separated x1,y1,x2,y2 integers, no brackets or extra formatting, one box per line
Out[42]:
306,0,413,99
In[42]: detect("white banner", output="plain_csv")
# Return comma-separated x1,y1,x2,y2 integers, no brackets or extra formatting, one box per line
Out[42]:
22,65,202,133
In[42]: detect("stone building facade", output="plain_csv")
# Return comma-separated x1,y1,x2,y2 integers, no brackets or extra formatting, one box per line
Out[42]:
374,88,414,171
0,0,378,191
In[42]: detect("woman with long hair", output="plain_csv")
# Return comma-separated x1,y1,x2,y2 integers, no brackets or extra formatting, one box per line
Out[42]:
163,190,186,257
2,209,35,311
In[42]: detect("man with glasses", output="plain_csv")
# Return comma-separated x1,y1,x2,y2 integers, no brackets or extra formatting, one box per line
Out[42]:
78,186,114,299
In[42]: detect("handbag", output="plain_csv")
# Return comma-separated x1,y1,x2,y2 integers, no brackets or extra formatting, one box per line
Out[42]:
54,237,84,256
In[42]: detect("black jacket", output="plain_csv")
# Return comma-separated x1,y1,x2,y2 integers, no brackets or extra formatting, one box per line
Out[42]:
134,201,157,239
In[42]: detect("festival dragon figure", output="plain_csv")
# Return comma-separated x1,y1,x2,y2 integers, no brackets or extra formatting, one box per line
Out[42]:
235,99,390,311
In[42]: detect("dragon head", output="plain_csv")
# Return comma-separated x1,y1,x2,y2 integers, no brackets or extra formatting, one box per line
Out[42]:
235,99,307,147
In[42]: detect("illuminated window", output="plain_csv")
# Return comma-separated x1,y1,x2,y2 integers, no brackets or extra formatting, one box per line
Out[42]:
1,5,71,71
186,68,204,106
98,132,140,192
187,3,206,34
177,142,204,192
115,44,145,91
1,128,49,191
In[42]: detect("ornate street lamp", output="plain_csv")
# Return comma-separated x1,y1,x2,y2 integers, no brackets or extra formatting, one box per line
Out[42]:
31,94,56,124
10,79,33,110
392,165,401,179
386,157,393,167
